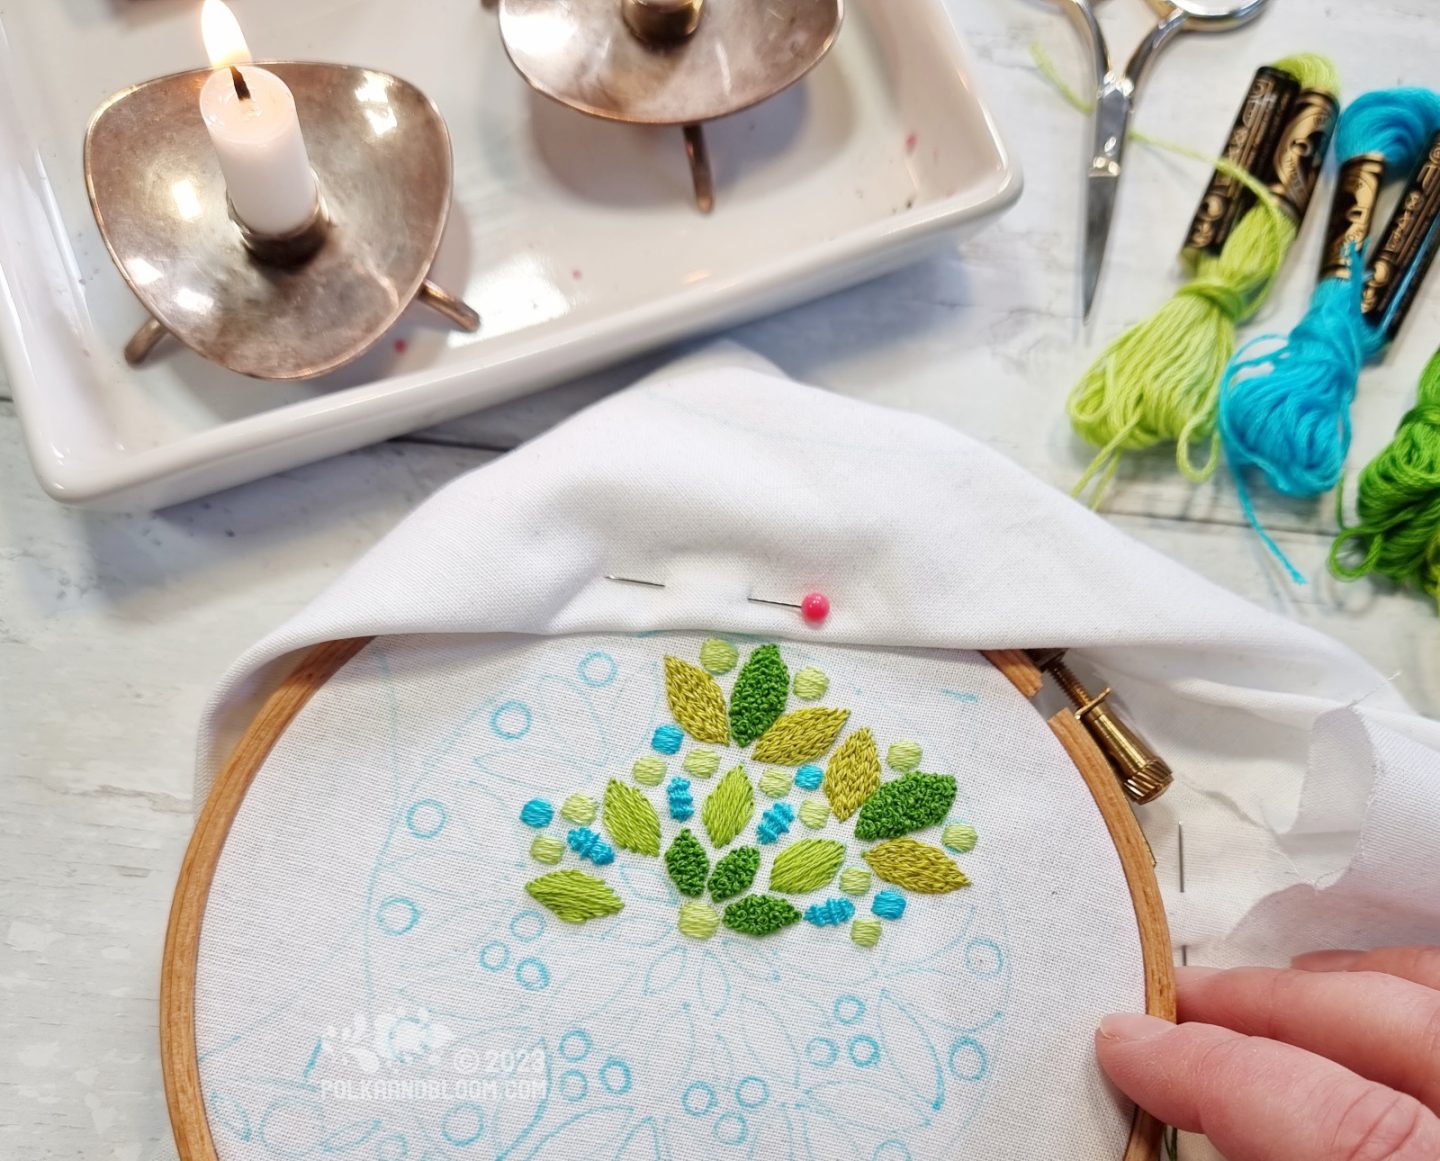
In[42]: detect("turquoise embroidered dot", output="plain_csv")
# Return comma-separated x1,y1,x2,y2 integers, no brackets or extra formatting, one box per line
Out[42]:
567,828,615,866
652,724,684,755
519,799,554,828
795,764,824,791
667,777,695,821
871,890,906,920
804,898,855,927
757,802,795,844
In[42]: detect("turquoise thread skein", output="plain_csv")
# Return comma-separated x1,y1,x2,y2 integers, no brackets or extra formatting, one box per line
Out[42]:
1218,88,1440,579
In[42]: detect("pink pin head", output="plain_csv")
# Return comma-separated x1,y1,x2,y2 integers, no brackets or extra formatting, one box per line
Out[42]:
800,591,830,625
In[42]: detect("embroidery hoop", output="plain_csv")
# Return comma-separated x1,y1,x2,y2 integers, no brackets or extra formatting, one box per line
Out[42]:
160,640,1175,1161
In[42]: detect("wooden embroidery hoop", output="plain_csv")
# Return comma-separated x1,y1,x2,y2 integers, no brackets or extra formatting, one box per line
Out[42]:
160,640,1175,1161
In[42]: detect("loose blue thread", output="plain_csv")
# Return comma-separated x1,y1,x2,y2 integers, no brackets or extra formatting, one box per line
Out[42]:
872,890,906,920
795,764,824,791
567,827,616,865
667,777,695,821
757,802,795,844
653,724,684,754
804,898,856,927
519,799,554,828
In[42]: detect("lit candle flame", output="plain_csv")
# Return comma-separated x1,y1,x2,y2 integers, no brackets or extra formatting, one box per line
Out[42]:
201,0,252,69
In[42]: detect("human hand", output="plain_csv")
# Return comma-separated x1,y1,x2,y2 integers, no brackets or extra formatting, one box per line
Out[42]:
1095,947,1440,1160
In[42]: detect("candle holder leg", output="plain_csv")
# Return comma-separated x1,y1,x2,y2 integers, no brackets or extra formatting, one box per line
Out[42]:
418,281,481,332
124,316,171,367
683,123,715,215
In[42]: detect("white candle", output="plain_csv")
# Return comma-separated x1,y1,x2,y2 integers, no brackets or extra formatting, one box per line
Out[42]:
198,0,317,237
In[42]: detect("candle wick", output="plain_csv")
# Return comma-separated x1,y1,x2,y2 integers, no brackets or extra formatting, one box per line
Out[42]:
229,66,252,101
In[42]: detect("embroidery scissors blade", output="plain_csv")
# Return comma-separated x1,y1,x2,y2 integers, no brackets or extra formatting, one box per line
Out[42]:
1055,0,1272,319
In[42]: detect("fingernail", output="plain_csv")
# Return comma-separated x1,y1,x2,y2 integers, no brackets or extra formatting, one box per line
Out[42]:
1098,1013,1173,1042
1175,966,1221,983
1292,949,1362,972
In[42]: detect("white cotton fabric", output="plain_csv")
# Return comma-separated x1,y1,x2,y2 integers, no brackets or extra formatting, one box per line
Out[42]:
178,348,1440,1161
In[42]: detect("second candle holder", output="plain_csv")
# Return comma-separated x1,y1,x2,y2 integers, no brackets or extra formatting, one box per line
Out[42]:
85,62,480,380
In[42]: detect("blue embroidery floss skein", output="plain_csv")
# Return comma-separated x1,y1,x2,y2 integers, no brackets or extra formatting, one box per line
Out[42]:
1219,87,1440,579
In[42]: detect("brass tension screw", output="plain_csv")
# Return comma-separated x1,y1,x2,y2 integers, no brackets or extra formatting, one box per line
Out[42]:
1028,649,1174,804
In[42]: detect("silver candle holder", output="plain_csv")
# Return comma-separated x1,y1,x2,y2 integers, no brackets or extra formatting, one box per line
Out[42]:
85,62,480,380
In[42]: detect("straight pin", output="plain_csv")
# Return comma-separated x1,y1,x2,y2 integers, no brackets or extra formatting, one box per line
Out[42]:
1178,822,1188,967
604,575,666,588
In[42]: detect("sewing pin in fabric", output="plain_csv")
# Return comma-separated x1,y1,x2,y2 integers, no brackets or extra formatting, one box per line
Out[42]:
1178,822,1188,967
604,575,667,588
748,591,830,625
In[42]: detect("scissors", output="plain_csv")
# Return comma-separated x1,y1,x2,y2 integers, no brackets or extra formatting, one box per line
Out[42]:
1055,0,1272,318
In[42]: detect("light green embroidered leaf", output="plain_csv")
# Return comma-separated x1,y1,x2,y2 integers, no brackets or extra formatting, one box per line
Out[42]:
768,838,846,894
823,728,881,821
664,656,729,744
751,708,851,765
729,644,789,746
863,838,970,894
853,772,958,841
603,778,661,856
701,765,754,849
709,846,760,901
525,870,625,923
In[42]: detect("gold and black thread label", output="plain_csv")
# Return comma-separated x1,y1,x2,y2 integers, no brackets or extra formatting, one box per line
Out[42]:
1320,153,1387,280
1267,88,1340,223
1182,67,1298,261
1361,132,1440,336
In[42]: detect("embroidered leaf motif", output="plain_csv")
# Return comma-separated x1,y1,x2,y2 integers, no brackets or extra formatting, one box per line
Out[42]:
769,838,846,894
603,778,661,856
863,838,970,894
853,772,958,841
824,728,881,821
701,765,754,849
663,656,729,744
723,895,802,936
525,870,625,924
729,644,790,746
665,829,710,897
709,846,760,901
752,708,851,765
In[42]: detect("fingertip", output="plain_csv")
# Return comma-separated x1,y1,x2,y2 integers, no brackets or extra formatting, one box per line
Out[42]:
1097,1012,1174,1043
1292,949,1363,972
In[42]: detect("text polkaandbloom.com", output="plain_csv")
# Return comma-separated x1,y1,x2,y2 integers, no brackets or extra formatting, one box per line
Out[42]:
319,1077,548,1102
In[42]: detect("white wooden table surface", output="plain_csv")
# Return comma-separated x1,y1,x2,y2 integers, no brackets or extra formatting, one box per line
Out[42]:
3,1,1438,1156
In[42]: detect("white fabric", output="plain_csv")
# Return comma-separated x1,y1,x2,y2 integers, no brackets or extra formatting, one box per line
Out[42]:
181,349,1440,1161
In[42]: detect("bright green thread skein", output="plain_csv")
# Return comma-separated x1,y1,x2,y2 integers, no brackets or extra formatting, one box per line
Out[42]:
1069,55,1341,506
1330,350,1440,607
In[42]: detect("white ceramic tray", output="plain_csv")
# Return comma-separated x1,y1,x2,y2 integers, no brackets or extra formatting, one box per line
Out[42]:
0,0,1019,510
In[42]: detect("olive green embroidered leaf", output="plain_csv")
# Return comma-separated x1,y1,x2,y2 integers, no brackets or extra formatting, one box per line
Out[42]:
863,837,970,894
525,870,625,924
853,772,958,841
663,656,729,744
603,778,661,856
665,829,710,897
768,838,846,894
709,846,761,901
701,765,754,849
722,894,802,936
751,708,851,765
729,644,790,746
823,728,881,821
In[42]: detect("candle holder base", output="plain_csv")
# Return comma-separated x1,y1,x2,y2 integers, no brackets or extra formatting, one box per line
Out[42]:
86,62,481,381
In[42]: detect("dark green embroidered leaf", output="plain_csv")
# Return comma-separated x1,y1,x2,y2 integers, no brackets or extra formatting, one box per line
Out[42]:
709,846,761,901
722,894,802,936
664,829,710,897
853,772,958,841
729,644,790,746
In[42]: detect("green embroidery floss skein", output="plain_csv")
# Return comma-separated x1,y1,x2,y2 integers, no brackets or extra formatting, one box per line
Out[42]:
1069,55,1340,505
1330,350,1440,607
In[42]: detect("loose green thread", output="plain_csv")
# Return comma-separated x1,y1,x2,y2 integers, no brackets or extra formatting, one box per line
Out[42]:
632,756,666,787
677,900,720,939
792,667,829,701
723,895,802,936
603,778,661,856
699,638,739,675
864,838,970,894
851,917,882,947
709,846,760,901
798,800,830,830
753,707,851,765
663,656,729,744
701,765,754,848
886,740,922,773
854,772,958,841
530,835,565,865
525,870,625,924
824,728,880,821
769,839,846,894
758,768,793,798
560,793,597,825
682,749,721,778
839,866,871,896
943,823,979,854
729,644,790,746
665,829,710,897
